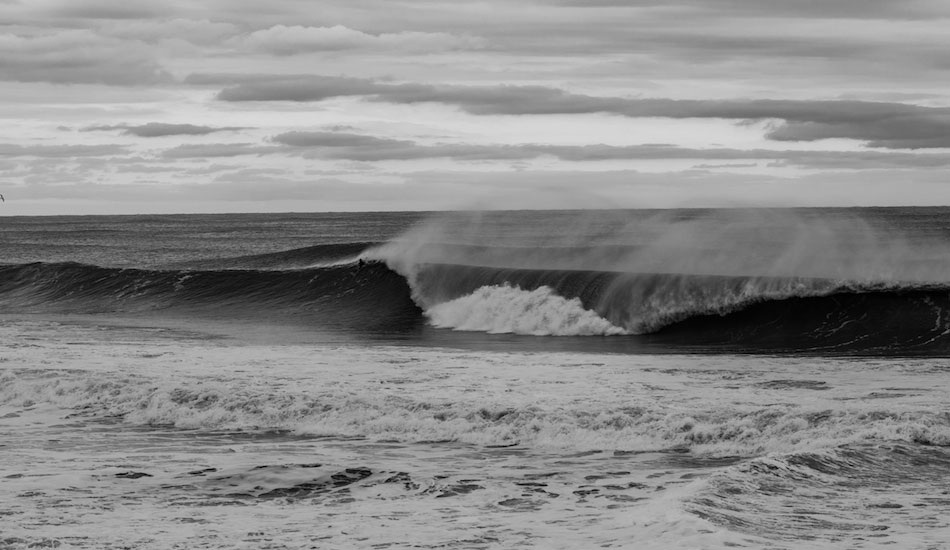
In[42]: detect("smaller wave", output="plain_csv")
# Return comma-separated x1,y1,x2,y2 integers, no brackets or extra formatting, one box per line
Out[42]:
425,284,628,336
687,443,950,545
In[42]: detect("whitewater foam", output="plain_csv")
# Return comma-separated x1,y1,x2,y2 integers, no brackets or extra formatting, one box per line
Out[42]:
4,317,950,549
425,284,628,336
5,332,950,456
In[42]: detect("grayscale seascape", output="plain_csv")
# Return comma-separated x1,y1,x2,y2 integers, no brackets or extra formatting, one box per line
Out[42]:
3,209,950,549
4,0,950,547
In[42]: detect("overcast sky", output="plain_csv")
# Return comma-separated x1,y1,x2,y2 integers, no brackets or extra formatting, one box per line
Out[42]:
3,0,950,214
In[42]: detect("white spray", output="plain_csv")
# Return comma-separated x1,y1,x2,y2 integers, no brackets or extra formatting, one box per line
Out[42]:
366,208,950,335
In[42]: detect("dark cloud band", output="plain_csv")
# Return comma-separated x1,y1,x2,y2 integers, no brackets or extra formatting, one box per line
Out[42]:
203,74,950,149
0,144,126,158
84,123,246,137
266,130,950,168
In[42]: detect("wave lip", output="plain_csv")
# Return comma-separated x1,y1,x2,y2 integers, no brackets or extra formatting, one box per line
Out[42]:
168,242,379,271
426,284,628,336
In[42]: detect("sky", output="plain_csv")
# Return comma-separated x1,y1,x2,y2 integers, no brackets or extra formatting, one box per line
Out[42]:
3,0,950,215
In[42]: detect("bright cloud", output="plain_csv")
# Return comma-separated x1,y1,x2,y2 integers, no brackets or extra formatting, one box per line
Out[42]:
242,24,482,55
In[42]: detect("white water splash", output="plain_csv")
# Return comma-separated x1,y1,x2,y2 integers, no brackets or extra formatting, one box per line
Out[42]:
425,284,628,336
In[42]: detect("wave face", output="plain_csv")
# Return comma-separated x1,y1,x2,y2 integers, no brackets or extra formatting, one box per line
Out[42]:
5,209,950,354
0,250,422,333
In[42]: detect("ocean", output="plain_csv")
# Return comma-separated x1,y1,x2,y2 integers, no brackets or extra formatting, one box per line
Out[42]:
2,207,950,549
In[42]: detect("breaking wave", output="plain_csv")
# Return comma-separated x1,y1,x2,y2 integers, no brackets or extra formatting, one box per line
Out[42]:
4,209,950,354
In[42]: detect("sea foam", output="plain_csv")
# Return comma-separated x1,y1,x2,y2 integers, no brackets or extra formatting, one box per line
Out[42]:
425,284,627,336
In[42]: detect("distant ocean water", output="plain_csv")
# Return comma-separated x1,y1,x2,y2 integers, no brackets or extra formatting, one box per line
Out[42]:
2,208,950,548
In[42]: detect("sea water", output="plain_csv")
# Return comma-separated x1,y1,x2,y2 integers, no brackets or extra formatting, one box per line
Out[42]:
2,209,950,549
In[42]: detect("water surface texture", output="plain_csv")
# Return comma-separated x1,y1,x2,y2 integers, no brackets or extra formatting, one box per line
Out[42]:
2,208,950,548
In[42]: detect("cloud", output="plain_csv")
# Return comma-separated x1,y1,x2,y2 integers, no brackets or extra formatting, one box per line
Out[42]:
242,24,481,55
0,144,125,157
208,74,950,149
99,18,241,46
548,0,950,20
0,30,172,85
161,143,279,158
13,168,950,214
271,131,397,148
767,117,950,149
45,0,172,20
467,0,950,79
200,74,376,102
206,75,613,113
84,123,246,137
273,131,529,162
272,131,533,161
269,130,950,168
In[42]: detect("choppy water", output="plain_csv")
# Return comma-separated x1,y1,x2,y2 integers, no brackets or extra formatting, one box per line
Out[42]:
2,208,950,548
